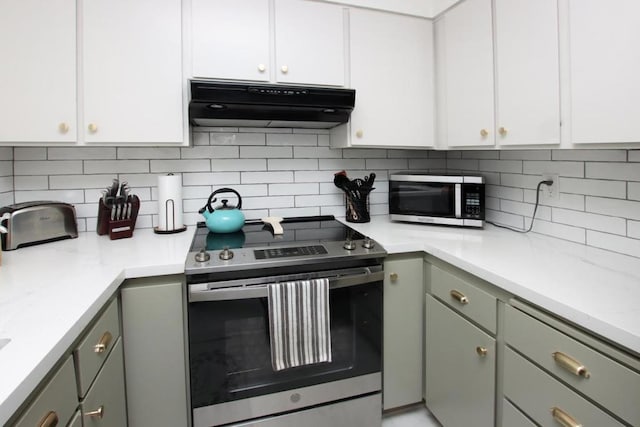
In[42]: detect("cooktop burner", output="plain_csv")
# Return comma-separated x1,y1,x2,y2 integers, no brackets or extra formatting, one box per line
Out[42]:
186,215,386,276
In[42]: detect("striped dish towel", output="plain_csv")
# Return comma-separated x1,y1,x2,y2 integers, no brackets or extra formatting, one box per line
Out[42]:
267,278,332,371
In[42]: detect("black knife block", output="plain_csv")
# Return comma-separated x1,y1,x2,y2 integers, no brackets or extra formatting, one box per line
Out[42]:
96,196,140,240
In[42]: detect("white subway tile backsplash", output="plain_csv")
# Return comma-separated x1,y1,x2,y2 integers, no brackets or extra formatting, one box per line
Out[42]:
240,127,292,134
181,146,238,159
15,160,83,175
319,182,341,194
389,149,430,159
552,208,627,235
183,172,240,186
366,158,407,170
242,196,294,209
479,159,523,174
211,132,265,145
486,185,523,202
150,159,210,173
269,207,320,218
268,158,318,171
270,183,319,196
586,196,640,221
629,150,640,162
628,220,640,239
49,147,116,160
0,176,13,192
14,176,47,191
486,210,524,229
343,148,387,158
0,147,13,161
500,150,551,160
446,151,462,159
180,186,212,199
531,220,586,244
552,149,627,162
559,177,626,198
118,173,162,187
0,192,13,207
211,159,266,172
14,147,47,160
242,171,293,184
447,159,479,171
318,159,365,170
294,170,331,183
408,158,447,170
501,173,546,189
117,147,179,160
629,182,640,201
50,174,114,190
294,146,342,159
84,160,148,174
192,132,210,146
586,162,640,181
240,146,292,158
501,200,551,221
486,196,500,210
587,230,640,258
14,189,85,204
462,150,500,159
293,128,329,135
523,190,585,211
523,161,584,177
295,194,342,207
267,133,316,146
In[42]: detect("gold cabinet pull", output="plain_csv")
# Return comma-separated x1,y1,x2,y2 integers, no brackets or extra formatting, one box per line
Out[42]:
389,272,398,283
499,126,508,136
551,407,582,427
281,65,289,74
355,129,364,138
58,123,69,134
450,289,469,305
257,63,266,72
93,331,113,354
480,128,489,137
87,123,98,133
84,405,104,419
38,411,59,427
476,346,488,357
552,352,591,379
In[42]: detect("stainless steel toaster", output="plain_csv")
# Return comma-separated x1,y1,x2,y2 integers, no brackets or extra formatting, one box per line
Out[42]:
0,201,78,250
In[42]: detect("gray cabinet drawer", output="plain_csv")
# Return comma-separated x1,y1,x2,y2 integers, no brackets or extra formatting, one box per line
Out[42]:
430,264,497,333
502,399,536,427
14,356,77,427
425,294,495,427
505,305,640,425
82,338,127,427
504,347,625,427
74,297,120,397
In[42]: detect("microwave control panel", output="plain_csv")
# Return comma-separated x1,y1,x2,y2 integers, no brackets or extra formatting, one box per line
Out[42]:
462,184,485,219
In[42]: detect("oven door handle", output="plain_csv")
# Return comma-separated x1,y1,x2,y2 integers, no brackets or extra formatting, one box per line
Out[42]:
189,270,384,302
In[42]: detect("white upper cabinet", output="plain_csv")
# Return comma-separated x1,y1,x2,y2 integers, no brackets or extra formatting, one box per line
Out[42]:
0,0,77,143
567,0,640,144
436,0,494,147
495,0,560,146
191,0,271,82
82,0,184,144
274,0,345,86
191,0,346,87
343,8,434,148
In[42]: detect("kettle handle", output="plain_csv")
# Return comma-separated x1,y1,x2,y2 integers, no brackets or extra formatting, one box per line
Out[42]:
202,188,243,213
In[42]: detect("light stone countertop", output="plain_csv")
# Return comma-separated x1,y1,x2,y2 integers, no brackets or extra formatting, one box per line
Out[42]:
1,217,639,424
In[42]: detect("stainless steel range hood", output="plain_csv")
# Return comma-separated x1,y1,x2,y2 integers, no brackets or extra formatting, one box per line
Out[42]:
189,81,355,129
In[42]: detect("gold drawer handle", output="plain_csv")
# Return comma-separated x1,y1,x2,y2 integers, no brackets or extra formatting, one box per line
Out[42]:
450,289,469,305
93,331,113,354
551,406,582,427
552,352,591,379
476,346,488,357
84,405,104,419
38,411,59,427
389,272,399,282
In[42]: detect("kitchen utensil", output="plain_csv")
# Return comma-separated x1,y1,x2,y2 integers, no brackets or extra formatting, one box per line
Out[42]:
262,216,284,235
199,188,245,233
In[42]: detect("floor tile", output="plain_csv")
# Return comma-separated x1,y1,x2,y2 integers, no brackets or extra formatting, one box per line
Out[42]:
382,404,441,427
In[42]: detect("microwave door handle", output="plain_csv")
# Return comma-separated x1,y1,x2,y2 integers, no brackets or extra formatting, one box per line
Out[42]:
455,183,462,218
189,270,384,302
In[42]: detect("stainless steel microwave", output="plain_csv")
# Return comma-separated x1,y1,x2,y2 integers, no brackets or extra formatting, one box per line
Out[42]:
389,173,485,228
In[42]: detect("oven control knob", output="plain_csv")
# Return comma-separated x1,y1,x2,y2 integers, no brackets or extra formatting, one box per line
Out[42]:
219,246,234,261
343,240,356,251
195,249,210,263
362,238,374,249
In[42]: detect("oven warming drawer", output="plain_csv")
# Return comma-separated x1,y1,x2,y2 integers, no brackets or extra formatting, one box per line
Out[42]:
192,373,381,427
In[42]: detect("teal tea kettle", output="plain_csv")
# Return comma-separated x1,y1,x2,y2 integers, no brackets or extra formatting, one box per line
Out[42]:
199,188,245,233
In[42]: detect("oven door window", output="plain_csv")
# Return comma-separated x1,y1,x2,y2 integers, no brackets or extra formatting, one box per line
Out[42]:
188,282,381,409
389,181,456,217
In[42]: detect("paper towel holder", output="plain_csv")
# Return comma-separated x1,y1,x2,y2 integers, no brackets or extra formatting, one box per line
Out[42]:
154,173,187,234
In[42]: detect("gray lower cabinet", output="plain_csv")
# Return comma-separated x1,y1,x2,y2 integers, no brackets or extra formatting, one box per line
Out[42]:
81,339,127,426
120,275,189,427
502,399,536,427
424,294,495,427
68,410,83,427
382,254,424,410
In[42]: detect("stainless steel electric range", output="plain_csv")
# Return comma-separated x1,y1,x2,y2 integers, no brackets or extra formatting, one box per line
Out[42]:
185,216,386,427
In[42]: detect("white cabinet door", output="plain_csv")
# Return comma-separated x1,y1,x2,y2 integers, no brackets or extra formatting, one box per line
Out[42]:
348,8,434,148
191,0,271,82
568,0,640,144
0,0,76,143
437,0,494,147
495,0,560,146
82,0,184,143
274,0,345,86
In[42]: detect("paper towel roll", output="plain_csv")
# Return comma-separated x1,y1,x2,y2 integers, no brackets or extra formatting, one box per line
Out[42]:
157,174,184,231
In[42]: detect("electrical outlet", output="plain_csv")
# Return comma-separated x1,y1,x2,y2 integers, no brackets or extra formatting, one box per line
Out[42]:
541,173,559,200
